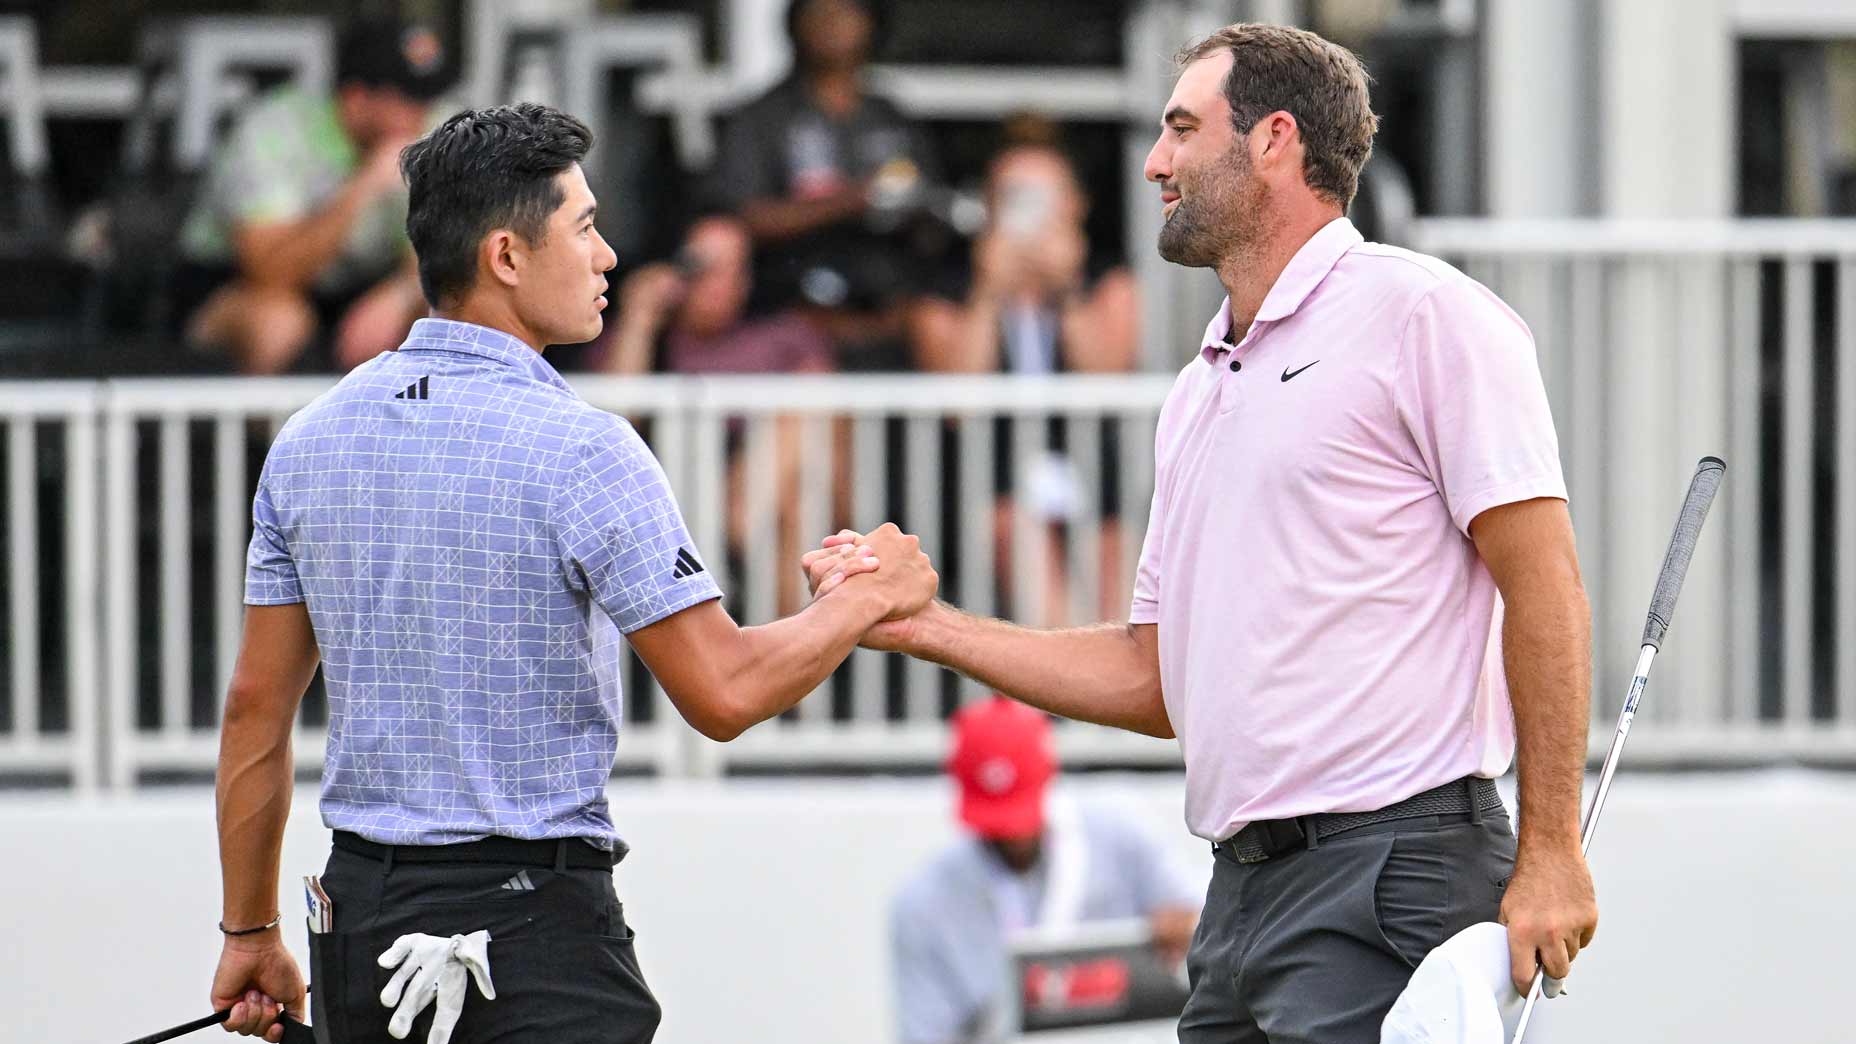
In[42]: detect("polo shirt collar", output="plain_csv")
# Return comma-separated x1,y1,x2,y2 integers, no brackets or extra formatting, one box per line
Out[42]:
1199,216,1364,365
398,317,574,393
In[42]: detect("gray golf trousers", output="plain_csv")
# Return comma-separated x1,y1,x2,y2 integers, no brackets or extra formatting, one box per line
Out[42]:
1177,806,1517,1043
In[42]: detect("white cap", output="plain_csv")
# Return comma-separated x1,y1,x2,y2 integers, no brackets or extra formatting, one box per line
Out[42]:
1380,922,1526,1044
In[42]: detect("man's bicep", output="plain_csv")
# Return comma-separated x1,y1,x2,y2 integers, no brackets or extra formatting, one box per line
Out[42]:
1468,497,1582,599
624,598,738,737
224,603,320,721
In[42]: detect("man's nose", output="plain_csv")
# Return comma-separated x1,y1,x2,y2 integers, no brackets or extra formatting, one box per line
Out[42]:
1143,136,1170,184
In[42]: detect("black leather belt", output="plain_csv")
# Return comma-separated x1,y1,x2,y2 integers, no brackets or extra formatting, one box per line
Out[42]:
333,830,625,870
1218,777,1505,865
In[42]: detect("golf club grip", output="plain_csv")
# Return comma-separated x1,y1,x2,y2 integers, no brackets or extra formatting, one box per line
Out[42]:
1640,456,1726,649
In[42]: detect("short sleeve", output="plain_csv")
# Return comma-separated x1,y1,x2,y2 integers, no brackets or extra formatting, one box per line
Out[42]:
244,481,303,605
1127,490,1165,625
1395,278,1568,535
217,112,314,227
551,421,721,633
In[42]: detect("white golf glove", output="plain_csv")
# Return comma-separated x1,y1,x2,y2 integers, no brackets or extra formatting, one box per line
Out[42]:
377,930,496,1044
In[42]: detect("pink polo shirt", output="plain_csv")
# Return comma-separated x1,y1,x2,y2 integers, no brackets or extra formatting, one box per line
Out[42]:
1130,218,1565,842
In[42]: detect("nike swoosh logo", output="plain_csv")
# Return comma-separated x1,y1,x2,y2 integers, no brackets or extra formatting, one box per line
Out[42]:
1281,361,1319,382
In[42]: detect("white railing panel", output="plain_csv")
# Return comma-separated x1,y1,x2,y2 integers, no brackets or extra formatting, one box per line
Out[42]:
10,278,1856,787
1781,259,1815,725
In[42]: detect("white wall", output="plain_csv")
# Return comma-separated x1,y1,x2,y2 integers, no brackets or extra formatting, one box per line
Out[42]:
1,771,1850,1044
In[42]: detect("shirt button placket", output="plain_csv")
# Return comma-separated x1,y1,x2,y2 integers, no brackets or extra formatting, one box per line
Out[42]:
1219,352,1245,414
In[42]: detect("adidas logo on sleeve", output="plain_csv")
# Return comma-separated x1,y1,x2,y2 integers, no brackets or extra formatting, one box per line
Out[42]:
670,547,705,580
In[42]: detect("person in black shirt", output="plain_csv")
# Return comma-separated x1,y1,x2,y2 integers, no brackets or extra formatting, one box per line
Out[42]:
712,0,939,368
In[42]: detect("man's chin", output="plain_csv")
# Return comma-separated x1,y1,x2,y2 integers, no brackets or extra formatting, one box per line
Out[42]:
553,316,605,348
1157,226,1218,268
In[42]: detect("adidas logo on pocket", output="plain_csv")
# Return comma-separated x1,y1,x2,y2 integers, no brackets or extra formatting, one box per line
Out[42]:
500,869,535,892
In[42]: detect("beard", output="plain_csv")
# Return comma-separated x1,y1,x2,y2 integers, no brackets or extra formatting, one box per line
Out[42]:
1157,143,1268,268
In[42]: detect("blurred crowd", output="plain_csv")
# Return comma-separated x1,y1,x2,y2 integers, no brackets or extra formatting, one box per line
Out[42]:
150,0,1142,386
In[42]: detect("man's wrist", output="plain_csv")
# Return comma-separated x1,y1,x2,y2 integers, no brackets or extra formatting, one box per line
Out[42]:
220,914,283,938
1516,821,1583,858
903,600,959,658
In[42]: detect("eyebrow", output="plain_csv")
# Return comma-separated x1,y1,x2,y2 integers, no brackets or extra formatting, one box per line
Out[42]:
574,204,597,225
1164,106,1198,127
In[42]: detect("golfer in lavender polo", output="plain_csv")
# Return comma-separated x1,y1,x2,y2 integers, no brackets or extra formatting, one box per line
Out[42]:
208,103,933,1043
808,24,1597,1043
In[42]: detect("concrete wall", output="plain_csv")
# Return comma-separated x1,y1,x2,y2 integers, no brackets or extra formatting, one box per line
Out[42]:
1,771,1849,1043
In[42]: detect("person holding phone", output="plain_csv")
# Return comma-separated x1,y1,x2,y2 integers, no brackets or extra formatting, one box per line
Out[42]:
909,124,1140,624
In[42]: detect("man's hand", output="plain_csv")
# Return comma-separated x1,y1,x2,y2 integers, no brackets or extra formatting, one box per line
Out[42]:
850,523,938,620
210,933,305,1041
1148,906,1197,969
1498,843,1597,996
356,137,418,199
335,273,423,370
618,264,686,330
803,528,938,650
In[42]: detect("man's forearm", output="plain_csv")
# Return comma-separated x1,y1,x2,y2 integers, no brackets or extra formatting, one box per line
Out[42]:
216,703,296,928
905,603,1171,737
1504,585,1592,851
715,589,890,737
740,191,865,243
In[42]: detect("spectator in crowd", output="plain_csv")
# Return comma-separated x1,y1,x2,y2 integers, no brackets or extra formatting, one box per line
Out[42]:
174,18,451,375
598,214,836,612
911,124,1140,623
891,697,1200,1044
712,0,940,369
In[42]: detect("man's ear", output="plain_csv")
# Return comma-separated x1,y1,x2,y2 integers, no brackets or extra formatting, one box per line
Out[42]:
1254,111,1303,176
482,229,521,290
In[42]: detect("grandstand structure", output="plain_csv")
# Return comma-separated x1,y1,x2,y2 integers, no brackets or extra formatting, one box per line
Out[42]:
3,0,1856,788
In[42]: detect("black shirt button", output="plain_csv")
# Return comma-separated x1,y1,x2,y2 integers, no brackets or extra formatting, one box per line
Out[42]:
1228,358,1241,372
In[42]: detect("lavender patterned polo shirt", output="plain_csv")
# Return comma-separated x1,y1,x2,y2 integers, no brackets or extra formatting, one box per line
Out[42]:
245,317,721,847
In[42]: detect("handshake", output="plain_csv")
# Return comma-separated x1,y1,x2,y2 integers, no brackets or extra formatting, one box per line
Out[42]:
799,523,944,652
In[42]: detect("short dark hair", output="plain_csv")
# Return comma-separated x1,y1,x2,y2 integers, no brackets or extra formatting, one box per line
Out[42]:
399,104,593,307
1176,24,1377,209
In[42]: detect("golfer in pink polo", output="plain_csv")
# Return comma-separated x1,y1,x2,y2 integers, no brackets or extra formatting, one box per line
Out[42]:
807,22,1597,1044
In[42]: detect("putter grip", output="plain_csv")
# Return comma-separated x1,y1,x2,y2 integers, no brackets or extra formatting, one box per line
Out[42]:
1640,456,1726,649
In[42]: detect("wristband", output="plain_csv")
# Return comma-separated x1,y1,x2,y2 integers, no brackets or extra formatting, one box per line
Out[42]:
220,915,282,936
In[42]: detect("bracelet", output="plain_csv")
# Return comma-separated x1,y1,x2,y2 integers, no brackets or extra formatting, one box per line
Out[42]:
219,915,281,936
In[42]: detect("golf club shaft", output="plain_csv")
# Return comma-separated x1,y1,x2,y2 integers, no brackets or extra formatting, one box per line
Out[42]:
1510,458,1723,1044
121,1010,228,1044
1509,647,1656,1041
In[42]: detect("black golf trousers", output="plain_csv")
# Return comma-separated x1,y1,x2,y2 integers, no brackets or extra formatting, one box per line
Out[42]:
1177,807,1517,1043
306,840,661,1044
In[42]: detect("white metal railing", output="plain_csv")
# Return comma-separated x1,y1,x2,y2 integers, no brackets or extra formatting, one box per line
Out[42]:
6,375,1184,788
9,227,1856,786
0,383,100,788
1412,219,1856,760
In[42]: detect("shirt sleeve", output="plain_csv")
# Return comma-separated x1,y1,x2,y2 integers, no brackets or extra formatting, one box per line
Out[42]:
1128,381,1195,625
890,893,976,1044
1127,490,1165,624
218,109,314,228
551,419,722,633
244,480,303,605
1394,277,1568,536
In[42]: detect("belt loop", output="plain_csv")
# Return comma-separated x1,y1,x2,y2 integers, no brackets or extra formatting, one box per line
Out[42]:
554,839,570,873
382,844,397,876
1466,778,1484,824
1301,815,1319,851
